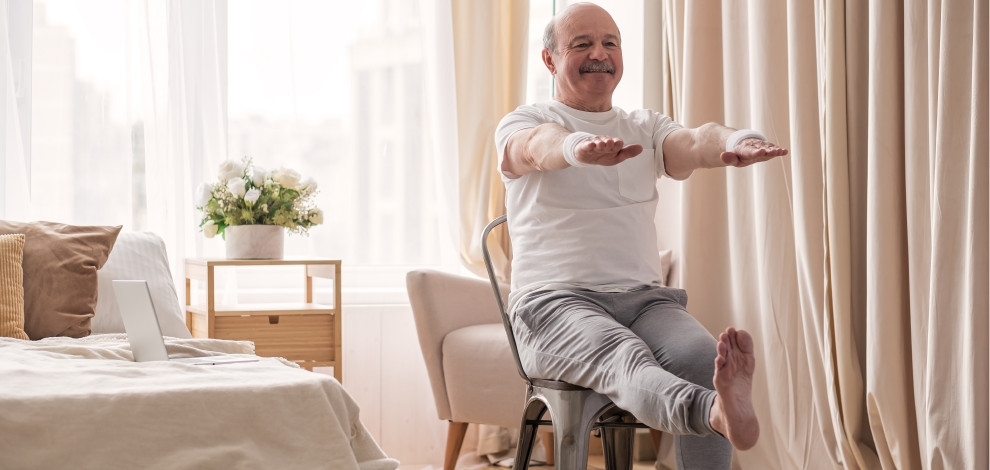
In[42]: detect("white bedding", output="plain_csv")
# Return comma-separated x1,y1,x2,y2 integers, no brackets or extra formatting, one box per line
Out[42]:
0,335,399,470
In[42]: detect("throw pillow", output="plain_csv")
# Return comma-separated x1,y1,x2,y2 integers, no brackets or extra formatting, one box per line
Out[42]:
0,221,121,339
0,234,28,340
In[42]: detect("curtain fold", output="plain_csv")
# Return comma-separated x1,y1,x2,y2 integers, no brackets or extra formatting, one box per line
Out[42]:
917,1,989,466
863,1,917,468
654,0,988,468
139,0,227,304
450,0,528,281
0,0,30,221
823,0,877,467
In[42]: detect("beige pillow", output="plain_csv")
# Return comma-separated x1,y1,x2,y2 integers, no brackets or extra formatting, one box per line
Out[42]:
0,221,121,339
0,234,28,340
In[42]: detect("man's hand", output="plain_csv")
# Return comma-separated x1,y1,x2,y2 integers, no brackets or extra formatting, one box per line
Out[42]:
719,138,788,167
503,124,645,177
575,135,643,166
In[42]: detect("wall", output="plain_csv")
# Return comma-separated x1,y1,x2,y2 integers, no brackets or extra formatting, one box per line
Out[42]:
338,303,448,466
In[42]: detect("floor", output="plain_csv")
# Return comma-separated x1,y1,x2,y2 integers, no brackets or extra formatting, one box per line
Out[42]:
398,456,658,470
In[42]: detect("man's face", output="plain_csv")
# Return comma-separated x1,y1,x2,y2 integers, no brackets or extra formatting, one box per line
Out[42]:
544,5,623,106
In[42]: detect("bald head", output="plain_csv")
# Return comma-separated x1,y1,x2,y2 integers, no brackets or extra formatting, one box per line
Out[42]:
540,3,623,112
543,3,621,53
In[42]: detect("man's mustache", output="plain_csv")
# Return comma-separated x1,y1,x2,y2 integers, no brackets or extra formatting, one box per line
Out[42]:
579,62,615,74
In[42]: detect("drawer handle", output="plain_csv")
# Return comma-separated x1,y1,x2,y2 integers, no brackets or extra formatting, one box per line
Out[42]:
268,315,280,325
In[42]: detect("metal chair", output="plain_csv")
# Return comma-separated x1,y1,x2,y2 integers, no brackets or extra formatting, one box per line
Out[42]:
481,215,649,470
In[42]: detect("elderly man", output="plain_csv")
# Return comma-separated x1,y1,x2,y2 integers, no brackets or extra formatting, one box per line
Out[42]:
495,3,787,468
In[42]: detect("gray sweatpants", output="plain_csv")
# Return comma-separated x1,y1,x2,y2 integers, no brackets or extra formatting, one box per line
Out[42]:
512,287,732,470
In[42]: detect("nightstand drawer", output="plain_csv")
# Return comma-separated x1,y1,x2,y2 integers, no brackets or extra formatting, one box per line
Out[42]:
212,314,335,362
185,258,342,377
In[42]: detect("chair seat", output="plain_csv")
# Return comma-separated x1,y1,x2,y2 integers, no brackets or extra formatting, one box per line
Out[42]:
531,378,591,391
442,323,527,428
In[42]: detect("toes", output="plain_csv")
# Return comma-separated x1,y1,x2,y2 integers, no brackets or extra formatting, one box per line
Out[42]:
736,329,755,353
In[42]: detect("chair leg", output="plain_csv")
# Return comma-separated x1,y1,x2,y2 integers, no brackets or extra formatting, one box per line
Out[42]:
600,424,635,470
540,430,555,465
514,396,547,470
444,421,469,470
540,388,612,470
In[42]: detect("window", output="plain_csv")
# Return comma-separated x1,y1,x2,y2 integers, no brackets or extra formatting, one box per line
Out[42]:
227,0,441,267
29,0,143,228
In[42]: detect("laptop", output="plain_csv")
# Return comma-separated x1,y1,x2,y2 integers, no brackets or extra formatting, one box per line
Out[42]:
112,280,259,365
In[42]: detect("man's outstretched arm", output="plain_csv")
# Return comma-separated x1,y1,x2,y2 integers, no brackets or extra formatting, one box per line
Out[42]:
662,123,788,180
503,123,644,177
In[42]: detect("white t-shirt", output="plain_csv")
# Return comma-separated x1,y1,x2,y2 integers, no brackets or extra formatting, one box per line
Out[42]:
494,100,684,315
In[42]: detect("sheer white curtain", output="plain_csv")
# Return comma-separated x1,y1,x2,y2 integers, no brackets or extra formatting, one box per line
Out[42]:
420,0,460,268
0,0,31,221
138,0,227,301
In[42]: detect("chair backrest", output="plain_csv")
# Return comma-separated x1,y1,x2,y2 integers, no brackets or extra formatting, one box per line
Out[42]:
481,215,531,385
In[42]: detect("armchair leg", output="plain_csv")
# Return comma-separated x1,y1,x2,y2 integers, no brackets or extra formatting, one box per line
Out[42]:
444,421,469,470
649,429,664,459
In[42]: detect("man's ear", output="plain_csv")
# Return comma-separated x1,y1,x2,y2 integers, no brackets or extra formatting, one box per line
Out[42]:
542,49,556,74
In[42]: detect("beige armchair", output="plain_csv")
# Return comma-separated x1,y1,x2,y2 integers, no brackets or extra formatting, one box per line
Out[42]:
406,269,529,470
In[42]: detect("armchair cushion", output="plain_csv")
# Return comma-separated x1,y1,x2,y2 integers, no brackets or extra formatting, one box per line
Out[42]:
442,323,527,429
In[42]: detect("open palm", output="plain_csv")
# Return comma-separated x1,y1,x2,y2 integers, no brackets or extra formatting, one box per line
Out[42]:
721,138,788,167
575,136,644,166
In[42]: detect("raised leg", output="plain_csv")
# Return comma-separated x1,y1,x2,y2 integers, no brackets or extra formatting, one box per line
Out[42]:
444,421,469,470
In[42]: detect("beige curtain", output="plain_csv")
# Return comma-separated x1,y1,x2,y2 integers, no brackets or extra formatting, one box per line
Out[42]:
450,0,528,281
654,1,988,469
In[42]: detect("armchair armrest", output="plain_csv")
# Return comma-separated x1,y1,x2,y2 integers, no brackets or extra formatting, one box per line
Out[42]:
406,269,509,421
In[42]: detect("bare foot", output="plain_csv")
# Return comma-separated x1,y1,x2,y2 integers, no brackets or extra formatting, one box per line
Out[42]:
708,327,759,450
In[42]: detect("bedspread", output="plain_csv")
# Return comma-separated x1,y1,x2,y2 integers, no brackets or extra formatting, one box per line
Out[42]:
0,335,399,470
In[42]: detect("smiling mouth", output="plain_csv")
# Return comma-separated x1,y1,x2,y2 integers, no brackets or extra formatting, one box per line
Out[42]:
579,62,615,74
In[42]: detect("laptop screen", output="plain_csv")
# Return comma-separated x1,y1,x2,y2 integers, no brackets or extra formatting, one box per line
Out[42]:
112,280,170,362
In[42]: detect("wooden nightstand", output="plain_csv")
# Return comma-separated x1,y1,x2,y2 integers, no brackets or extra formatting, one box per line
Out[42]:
184,258,342,381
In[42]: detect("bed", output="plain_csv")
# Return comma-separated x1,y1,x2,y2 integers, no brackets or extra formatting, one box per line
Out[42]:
0,229,397,470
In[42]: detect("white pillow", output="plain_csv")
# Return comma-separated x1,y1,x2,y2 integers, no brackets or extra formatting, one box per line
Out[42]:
93,232,191,338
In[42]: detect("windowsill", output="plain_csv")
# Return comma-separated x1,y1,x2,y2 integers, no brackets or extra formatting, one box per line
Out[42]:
187,264,479,306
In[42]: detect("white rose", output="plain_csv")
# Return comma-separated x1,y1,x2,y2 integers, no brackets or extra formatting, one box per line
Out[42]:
227,178,247,198
275,167,302,190
203,220,218,239
218,159,246,181
244,188,261,205
309,209,324,225
252,167,269,188
300,177,318,192
194,182,213,207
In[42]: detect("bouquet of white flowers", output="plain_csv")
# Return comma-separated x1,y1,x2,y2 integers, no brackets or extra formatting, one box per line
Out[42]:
195,156,323,239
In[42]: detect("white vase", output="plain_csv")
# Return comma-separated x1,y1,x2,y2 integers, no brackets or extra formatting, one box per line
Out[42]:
225,225,285,259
